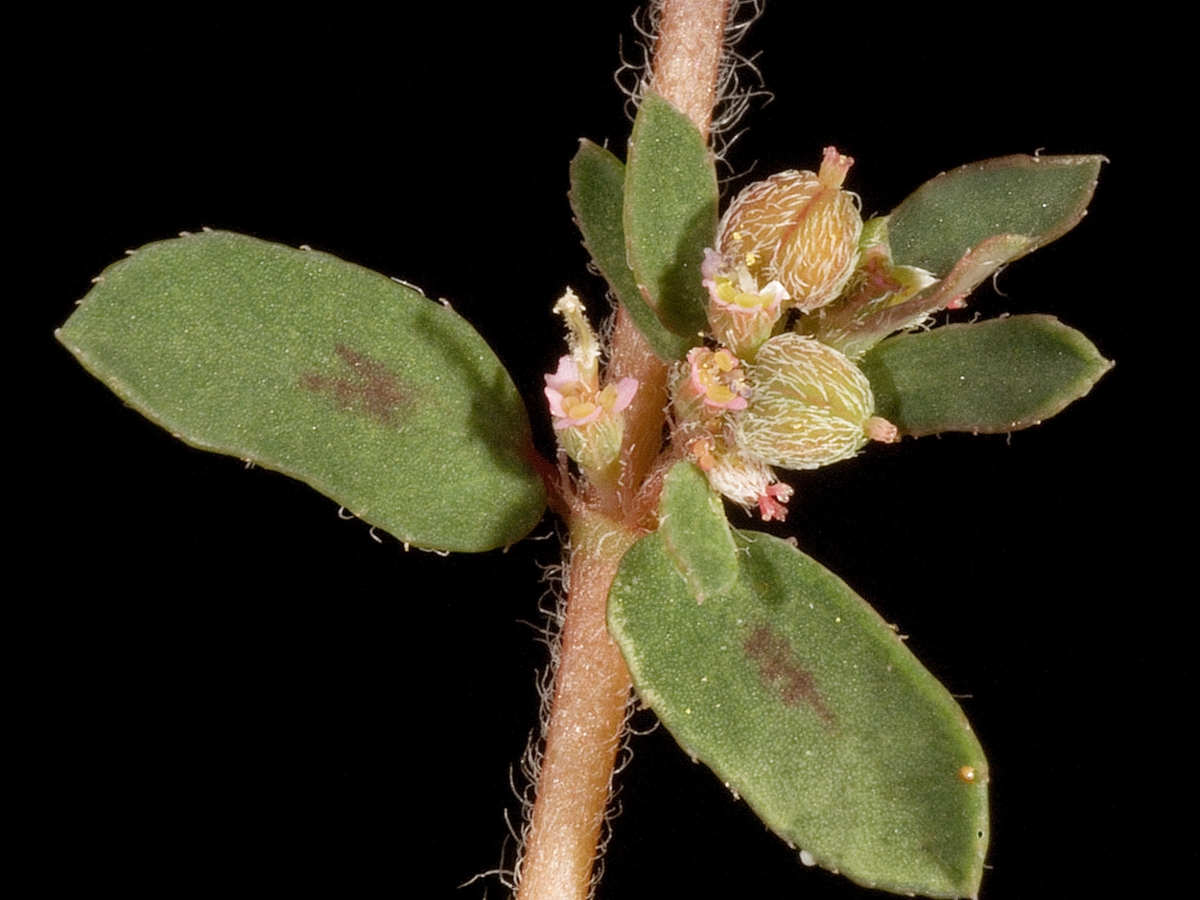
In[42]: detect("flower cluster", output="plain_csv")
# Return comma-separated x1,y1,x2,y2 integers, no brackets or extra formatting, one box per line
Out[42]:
543,289,638,480
675,148,900,520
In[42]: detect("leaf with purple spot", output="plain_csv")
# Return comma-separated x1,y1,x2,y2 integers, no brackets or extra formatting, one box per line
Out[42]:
608,468,989,898
58,231,545,552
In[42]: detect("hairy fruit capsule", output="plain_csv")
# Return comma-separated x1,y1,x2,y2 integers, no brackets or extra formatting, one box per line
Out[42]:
716,147,863,313
738,333,897,470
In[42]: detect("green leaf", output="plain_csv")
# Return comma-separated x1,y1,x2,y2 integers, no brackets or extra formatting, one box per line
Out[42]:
57,231,546,553
624,91,718,340
609,526,988,898
888,154,1104,277
861,314,1112,436
658,461,739,601
569,140,694,360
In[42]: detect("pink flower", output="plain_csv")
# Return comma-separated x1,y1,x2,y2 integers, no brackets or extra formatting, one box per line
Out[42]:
702,249,788,316
757,482,794,522
544,355,638,430
687,347,749,412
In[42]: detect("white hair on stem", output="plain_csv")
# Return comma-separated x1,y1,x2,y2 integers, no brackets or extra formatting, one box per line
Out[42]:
500,6,770,895
505,534,570,895
502,527,639,900
587,688,640,896
463,547,570,897
615,0,770,168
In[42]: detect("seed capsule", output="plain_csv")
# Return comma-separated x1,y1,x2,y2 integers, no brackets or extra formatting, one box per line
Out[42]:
737,333,896,470
717,147,863,313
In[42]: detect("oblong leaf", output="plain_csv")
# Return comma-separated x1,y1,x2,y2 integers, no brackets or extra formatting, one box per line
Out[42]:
609,529,988,899
57,231,546,552
888,154,1104,277
570,140,693,360
624,91,718,339
860,314,1112,436
658,461,739,601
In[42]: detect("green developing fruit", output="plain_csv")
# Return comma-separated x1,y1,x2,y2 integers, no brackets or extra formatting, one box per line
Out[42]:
738,333,897,470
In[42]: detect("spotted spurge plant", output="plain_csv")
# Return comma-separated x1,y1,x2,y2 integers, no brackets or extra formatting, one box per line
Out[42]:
56,2,1109,898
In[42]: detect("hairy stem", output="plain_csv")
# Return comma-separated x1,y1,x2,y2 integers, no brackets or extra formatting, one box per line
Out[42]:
651,0,729,139
515,3,728,898
515,516,638,900
609,305,671,529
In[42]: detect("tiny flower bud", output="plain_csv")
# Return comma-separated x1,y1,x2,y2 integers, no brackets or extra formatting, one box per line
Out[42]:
717,147,863,313
842,217,939,312
813,217,942,360
737,333,896,470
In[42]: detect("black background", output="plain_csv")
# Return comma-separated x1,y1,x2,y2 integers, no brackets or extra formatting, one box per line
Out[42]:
25,4,1165,897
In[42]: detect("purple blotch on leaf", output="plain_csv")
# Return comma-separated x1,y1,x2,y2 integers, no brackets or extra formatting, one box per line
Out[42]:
744,626,835,727
300,344,411,426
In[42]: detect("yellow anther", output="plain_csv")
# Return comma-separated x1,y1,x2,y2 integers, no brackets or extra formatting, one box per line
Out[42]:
596,382,621,410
